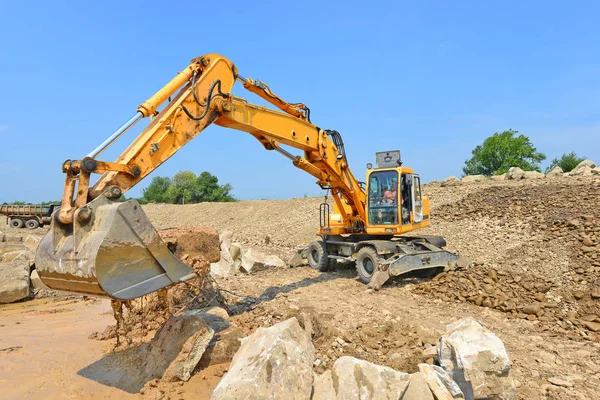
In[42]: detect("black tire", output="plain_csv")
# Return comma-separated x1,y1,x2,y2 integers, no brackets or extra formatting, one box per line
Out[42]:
26,219,39,229
307,240,329,271
356,247,382,284
10,219,24,229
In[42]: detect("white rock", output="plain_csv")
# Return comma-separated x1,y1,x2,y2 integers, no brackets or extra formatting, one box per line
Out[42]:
23,235,41,251
211,317,315,400
0,261,31,303
592,166,600,175
546,166,563,178
264,254,286,268
1,249,33,263
210,257,237,279
403,372,435,400
229,242,242,261
331,356,410,399
505,167,525,180
160,311,215,382
438,317,516,400
312,370,336,400
219,231,233,254
419,363,464,399
490,174,506,181
523,171,545,179
240,248,268,273
461,175,486,183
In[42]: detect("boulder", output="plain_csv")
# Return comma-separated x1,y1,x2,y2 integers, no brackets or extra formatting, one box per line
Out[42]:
419,364,465,399
461,175,486,183
30,269,49,290
1,249,33,264
438,318,515,400
403,372,435,400
200,325,245,366
23,235,41,251
229,243,242,261
155,311,215,382
211,317,315,400
210,256,238,279
570,165,593,176
240,248,268,273
196,306,245,367
78,309,215,392
264,254,286,268
441,176,462,187
220,231,233,255
312,370,336,400
4,235,23,243
505,167,525,180
523,171,544,179
546,166,563,178
330,356,410,399
0,261,31,303
592,167,600,175
490,174,506,181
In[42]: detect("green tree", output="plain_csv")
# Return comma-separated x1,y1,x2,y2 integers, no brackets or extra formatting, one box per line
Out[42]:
463,129,546,176
142,176,172,203
166,171,198,204
194,171,236,202
545,152,586,173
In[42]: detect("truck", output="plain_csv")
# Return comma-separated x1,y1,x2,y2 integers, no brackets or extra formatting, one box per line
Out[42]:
0,204,61,229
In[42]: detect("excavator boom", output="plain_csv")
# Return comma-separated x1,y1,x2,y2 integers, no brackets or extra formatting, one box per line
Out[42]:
35,54,367,299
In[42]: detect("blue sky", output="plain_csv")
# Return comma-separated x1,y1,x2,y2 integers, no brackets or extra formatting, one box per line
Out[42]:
1,1,598,203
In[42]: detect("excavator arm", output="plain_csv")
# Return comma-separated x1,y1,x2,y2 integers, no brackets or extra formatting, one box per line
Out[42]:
36,54,366,300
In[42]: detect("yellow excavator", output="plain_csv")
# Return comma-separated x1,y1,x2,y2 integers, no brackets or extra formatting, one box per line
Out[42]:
35,54,467,300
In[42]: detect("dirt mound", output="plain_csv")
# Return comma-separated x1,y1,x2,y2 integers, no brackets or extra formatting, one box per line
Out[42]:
159,227,221,273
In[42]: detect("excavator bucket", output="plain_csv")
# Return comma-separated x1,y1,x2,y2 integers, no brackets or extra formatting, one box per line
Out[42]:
35,195,197,300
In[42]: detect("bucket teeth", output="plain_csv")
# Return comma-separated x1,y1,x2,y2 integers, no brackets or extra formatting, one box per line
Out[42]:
35,197,196,300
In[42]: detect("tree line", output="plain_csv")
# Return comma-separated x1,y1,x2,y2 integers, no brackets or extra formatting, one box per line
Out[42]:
140,170,236,204
5,171,235,206
463,129,587,176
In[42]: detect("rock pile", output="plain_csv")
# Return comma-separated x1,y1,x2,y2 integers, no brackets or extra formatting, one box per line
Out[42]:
0,234,40,303
442,160,598,183
210,231,286,278
417,179,600,337
214,317,515,399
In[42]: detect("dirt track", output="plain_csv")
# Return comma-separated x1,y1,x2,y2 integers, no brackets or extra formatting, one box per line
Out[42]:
1,175,600,399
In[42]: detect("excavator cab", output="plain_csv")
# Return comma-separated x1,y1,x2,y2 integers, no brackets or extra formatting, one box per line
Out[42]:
365,151,430,234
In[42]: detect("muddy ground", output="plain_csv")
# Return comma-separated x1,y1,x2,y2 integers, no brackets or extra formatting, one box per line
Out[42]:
1,175,599,399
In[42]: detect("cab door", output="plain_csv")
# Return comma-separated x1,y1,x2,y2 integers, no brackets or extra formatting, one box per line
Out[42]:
411,175,423,223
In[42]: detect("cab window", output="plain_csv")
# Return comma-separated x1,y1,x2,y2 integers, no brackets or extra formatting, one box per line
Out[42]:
367,170,398,225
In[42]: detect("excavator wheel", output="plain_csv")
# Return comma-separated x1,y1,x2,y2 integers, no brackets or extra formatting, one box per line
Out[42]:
356,246,384,284
307,240,329,271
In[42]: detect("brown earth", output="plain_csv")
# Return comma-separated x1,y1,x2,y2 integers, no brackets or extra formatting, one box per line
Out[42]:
1,175,600,399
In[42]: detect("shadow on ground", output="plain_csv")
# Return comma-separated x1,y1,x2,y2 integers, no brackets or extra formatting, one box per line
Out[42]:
77,343,153,393
227,267,350,315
